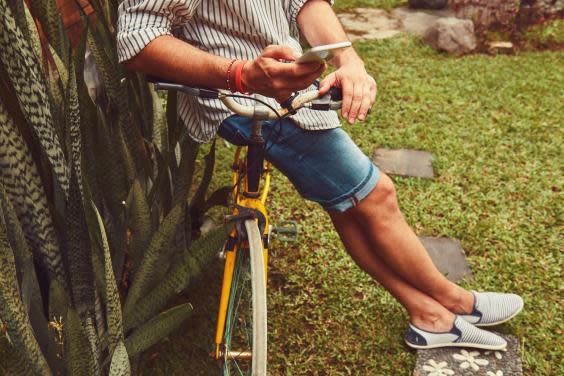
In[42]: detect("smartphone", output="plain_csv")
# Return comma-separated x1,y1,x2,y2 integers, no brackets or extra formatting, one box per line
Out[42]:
296,41,352,64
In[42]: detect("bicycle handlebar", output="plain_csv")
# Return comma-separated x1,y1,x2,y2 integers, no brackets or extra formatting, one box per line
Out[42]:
147,75,342,120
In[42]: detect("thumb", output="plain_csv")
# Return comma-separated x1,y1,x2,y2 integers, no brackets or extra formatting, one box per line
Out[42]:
262,45,297,61
318,73,337,95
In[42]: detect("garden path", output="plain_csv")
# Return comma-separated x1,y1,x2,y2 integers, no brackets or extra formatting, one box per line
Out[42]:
337,6,455,41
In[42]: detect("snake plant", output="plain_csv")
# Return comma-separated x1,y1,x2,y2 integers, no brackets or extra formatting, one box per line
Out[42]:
0,0,229,374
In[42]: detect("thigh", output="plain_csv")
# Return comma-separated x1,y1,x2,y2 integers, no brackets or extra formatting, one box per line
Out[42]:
218,115,379,212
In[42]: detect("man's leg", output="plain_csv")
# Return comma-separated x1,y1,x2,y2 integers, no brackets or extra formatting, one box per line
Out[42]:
331,209,457,332
332,173,475,318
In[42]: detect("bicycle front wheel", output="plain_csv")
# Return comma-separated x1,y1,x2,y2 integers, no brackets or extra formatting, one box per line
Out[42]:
221,219,267,375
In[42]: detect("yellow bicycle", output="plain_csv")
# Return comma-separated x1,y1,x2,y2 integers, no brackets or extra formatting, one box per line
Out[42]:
152,78,342,375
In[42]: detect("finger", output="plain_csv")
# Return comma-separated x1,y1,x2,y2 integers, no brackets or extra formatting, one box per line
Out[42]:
341,79,353,120
369,80,377,109
357,84,372,121
273,61,324,78
347,82,364,124
278,63,325,91
318,73,336,95
262,45,297,61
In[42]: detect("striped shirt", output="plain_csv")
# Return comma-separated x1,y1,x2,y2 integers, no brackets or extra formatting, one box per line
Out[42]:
117,0,340,143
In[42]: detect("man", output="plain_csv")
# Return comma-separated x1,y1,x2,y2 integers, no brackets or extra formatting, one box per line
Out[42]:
117,0,523,351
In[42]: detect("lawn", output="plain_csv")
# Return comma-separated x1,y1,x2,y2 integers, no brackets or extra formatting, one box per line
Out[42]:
141,35,563,376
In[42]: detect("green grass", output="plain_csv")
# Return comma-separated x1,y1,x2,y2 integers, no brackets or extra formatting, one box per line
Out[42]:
142,36,563,375
333,0,406,11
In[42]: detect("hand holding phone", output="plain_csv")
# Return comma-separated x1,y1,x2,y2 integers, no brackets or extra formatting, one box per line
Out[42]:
296,41,352,64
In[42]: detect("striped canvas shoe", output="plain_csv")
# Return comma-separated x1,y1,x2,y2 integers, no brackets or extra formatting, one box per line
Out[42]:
459,291,524,327
405,316,507,350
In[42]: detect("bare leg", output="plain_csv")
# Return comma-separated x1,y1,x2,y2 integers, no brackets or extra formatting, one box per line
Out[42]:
331,173,474,317
331,211,456,331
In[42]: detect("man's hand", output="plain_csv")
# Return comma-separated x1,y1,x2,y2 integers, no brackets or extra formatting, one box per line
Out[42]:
318,50,377,124
242,45,325,102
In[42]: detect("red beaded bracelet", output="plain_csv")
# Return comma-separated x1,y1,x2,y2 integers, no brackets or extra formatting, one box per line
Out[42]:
225,59,237,92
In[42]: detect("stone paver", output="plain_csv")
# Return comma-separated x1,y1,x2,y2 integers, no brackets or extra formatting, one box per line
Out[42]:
338,6,454,41
373,148,435,179
413,334,522,376
419,236,473,282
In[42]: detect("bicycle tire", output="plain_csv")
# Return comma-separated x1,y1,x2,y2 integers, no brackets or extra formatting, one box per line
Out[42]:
221,219,267,375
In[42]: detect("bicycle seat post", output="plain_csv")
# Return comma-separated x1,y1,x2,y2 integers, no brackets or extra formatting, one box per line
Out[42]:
244,96,271,197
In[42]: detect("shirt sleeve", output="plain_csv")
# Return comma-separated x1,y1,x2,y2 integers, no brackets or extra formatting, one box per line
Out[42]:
287,0,334,28
117,0,201,62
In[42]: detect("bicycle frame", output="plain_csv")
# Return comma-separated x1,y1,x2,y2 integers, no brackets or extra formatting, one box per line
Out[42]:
214,119,271,361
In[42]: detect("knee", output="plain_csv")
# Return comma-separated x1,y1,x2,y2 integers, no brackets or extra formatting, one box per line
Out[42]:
357,173,400,218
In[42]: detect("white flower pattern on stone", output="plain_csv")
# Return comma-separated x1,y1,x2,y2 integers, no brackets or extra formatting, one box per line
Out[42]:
487,371,503,376
452,349,489,371
422,359,455,376
485,350,504,360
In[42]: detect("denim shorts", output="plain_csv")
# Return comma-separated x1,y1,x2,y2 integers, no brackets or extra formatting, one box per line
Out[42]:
218,115,380,212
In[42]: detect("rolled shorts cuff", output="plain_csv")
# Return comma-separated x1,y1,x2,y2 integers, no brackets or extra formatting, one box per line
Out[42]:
322,162,380,212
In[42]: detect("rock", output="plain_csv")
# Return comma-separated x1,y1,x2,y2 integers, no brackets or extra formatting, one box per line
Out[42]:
424,17,477,56
372,148,435,179
337,6,456,41
392,7,455,36
451,0,519,29
487,41,514,55
413,334,523,376
408,0,448,10
419,237,473,282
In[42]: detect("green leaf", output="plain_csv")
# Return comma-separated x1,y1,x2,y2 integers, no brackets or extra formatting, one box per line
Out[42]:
124,224,228,331
23,3,43,64
65,308,98,376
125,303,193,356
45,0,70,66
65,165,95,317
166,90,178,154
0,183,34,312
92,106,128,217
92,202,124,354
172,135,199,207
190,140,217,221
109,341,130,376
48,279,68,324
0,0,70,195
87,26,147,172
123,204,184,322
127,180,152,275
0,205,51,376
0,98,66,287
151,87,167,153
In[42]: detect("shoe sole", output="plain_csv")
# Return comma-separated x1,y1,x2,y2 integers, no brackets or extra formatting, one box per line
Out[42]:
474,304,524,327
405,339,507,351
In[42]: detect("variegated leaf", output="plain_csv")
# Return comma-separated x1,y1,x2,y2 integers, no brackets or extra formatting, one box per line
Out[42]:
123,204,183,322
0,0,69,196
0,98,66,287
65,308,97,376
109,341,130,376
92,202,124,354
0,208,51,376
124,224,227,331
125,303,192,356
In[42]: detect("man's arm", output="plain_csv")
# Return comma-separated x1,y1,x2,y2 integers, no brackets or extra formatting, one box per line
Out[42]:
126,38,323,102
297,0,377,123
